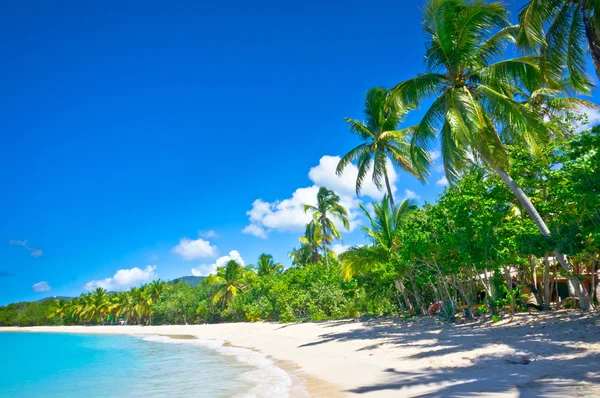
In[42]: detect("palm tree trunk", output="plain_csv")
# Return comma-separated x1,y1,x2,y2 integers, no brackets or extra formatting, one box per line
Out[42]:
324,246,329,268
493,165,591,310
544,253,551,310
384,172,395,209
394,279,414,313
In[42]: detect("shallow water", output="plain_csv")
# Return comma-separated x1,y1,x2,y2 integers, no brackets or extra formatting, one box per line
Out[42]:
0,332,295,397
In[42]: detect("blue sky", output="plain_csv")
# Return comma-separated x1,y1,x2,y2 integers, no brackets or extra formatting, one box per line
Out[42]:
1,0,598,304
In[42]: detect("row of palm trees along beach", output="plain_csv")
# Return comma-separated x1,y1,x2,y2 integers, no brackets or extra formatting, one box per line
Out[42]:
2,0,600,327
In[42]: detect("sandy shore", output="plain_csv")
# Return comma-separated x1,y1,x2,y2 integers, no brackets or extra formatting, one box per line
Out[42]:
2,310,600,397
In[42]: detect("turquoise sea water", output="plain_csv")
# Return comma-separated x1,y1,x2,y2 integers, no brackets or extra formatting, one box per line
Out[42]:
0,332,295,397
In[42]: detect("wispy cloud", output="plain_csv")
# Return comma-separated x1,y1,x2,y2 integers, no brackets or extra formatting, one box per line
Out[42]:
32,281,51,292
9,240,43,258
199,230,219,239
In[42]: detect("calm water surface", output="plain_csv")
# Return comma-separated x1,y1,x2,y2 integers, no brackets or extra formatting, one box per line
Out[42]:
0,332,291,397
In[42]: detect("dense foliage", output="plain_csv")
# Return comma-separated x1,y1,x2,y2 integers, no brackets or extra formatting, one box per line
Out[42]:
2,0,599,326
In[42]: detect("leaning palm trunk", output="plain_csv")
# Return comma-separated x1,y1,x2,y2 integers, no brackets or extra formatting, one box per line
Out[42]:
384,173,395,210
493,166,592,310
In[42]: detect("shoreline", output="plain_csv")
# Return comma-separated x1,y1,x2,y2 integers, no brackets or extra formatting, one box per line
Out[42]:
2,311,600,397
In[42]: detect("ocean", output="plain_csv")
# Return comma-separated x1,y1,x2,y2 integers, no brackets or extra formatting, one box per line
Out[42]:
0,332,298,397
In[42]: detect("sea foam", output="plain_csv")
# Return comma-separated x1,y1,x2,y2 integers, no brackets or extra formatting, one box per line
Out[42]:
137,334,307,397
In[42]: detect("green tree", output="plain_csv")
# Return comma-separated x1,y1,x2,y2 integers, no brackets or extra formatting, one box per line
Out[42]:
341,195,419,312
392,0,591,308
304,187,350,268
206,260,252,309
518,0,599,89
336,87,430,209
250,254,284,277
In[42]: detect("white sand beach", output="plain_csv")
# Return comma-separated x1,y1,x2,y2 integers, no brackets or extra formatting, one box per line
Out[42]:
3,311,600,397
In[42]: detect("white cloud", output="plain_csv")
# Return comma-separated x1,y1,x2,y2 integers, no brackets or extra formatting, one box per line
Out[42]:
191,250,244,277
172,237,217,260
32,281,51,292
430,150,441,161
404,189,420,200
9,239,43,258
85,265,157,291
574,107,600,133
242,223,267,239
308,155,396,200
332,244,350,255
436,176,449,186
243,155,395,238
199,230,219,238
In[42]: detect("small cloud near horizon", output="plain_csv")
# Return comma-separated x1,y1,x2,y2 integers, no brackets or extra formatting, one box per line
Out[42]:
9,239,44,257
32,281,51,292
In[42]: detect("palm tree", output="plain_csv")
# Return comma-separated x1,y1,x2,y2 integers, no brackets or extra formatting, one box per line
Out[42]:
144,280,166,324
206,260,251,308
49,299,71,323
518,0,598,90
337,87,431,209
304,187,350,268
250,254,284,277
340,195,419,311
341,195,417,278
391,0,591,309
81,288,109,324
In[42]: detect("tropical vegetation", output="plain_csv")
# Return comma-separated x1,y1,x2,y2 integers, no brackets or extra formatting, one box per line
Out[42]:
1,0,599,326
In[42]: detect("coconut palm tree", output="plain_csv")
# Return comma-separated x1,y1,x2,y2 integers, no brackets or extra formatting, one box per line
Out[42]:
206,260,251,308
518,0,598,91
337,87,431,209
49,299,71,323
304,187,350,268
391,0,591,309
340,195,419,311
250,254,284,277
144,279,166,324
340,195,418,280
81,288,109,324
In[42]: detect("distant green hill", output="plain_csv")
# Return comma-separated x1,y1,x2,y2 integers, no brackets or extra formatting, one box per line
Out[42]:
38,296,74,302
170,276,205,287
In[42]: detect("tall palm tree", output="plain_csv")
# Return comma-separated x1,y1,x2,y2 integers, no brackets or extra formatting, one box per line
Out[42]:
391,0,591,309
336,88,431,209
341,195,418,280
206,260,251,308
250,254,284,277
518,0,598,90
304,187,350,268
340,195,419,312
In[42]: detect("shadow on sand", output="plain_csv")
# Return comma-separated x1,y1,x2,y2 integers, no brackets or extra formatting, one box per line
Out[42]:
299,311,600,397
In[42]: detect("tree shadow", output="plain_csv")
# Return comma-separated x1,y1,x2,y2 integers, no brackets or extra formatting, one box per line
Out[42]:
297,311,600,396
